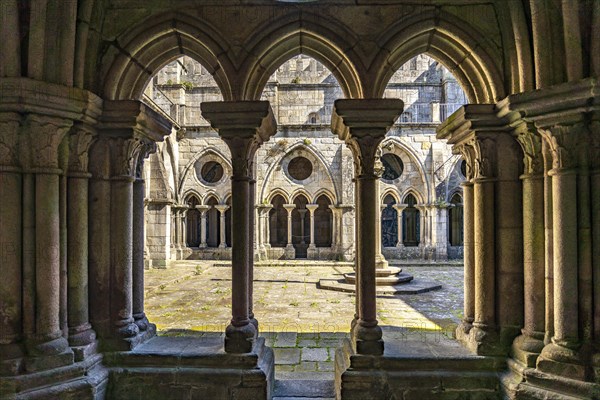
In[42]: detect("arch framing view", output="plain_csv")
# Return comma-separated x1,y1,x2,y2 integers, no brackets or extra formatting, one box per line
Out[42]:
0,2,599,400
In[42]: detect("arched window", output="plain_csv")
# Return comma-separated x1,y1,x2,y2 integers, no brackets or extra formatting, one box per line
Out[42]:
186,195,200,247
449,193,464,246
225,196,232,247
314,195,332,247
269,195,287,247
205,196,220,248
381,194,398,247
292,195,309,258
402,194,420,247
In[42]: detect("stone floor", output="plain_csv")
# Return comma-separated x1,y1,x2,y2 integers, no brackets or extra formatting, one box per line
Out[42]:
144,260,464,389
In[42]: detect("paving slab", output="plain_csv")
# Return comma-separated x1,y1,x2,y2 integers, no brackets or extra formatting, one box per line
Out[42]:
302,347,329,362
274,348,301,365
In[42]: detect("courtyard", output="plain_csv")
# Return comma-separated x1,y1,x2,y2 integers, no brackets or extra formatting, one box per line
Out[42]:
144,261,464,394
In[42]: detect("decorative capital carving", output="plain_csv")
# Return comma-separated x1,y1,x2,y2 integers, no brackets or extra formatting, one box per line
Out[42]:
513,122,543,175
68,123,96,173
0,112,21,167
346,134,386,177
539,123,587,171
25,114,73,169
108,136,146,178
135,140,157,179
468,135,498,179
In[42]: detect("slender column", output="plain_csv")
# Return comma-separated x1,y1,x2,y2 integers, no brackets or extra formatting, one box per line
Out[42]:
542,140,554,344
328,206,338,249
331,98,404,356
472,175,497,356
181,207,188,248
512,126,545,367
461,181,475,332
248,176,257,330
264,207,272,249
307,204,318,248
0,112,24,370
196,205,210,248
201,100,276,353
215,205,229,248
66,126,97,359
374,178,388,268
108,137,140,342
283,204,296,251
298,209,307,244
26,115,72,358
393,204,406,247
132,143,156,336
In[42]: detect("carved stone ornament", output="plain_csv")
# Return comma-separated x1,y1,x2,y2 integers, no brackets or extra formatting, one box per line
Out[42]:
25,114,73,169
513,123,543,175
455,144,476,181
469,136,497,179
0,112,21,167
539,123,587,171
68,124,96,173
222,134,261,179
135,141,157,179
109,136,146,178
346,134,385,177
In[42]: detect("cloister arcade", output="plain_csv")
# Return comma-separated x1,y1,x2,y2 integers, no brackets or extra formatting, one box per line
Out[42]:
0,1,598,399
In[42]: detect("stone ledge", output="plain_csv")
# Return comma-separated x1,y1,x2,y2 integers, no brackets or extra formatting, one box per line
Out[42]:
318,277,441,294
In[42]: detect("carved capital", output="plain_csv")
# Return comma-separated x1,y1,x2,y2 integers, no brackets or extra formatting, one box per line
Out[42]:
108,136,146,178
468,135,497,179
539,123,587,171
68,124,96,173
0,112,21,167
346,134,385,177
25,114,73,169
513,122,543,175
135,140,157,179
454,144,476,181
222,135,259,179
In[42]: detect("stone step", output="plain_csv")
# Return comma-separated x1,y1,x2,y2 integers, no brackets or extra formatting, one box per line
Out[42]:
274,372,335,398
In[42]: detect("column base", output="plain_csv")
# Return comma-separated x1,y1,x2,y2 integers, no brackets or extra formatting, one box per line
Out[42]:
375,254,388,269
284,245,295,259
225,323,257,353
511,331,545,367
460,324,505,356
133,312,156,333
536,342,588,381
0,343,25,375
352,322,384,356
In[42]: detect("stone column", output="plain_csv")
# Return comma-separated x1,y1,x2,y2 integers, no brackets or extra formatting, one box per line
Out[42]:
416,205,427,247
328,205,338,250
66,125,97,360
248,174,257,330
537,122,589,379
25,114,72,359
512,125,545,367
460,181,475,334
283,204,296,258
0,112,24,371
215,205,229,248
201,101,276,354
298,209,307,244
180,207,188,248
392,204,406,247
196,205,210,248
374,178,388,268
306,204,318,249
132,143,157,338
331,98,404,356
90,100,171,350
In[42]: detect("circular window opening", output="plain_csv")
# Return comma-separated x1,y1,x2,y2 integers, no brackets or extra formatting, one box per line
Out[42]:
288,156,313,181
201,161,224,183
460,160,467,177
381,154,404,181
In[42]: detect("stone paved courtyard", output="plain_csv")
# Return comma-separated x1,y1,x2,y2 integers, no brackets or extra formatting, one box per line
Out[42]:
144,261,463,383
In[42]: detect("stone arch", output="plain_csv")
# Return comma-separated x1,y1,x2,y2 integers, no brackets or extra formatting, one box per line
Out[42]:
312,188,336,205
381,188,401,204
380,137,430,200
178,148,232,199
370,10,505,103
291,189,312,204
202,190,219,206
99,12,234,100
240,13,363,100
259,142,340,205
401,188,425,205
183,190,202,204
266,189,291,205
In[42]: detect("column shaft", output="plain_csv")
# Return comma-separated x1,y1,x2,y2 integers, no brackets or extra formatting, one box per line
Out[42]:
67,174,96,348
462,182,475,329
473,179,495,334
551,170,579,343
132,178,150,331
219,208,227,248
248,179,257,329
110,177,138,338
